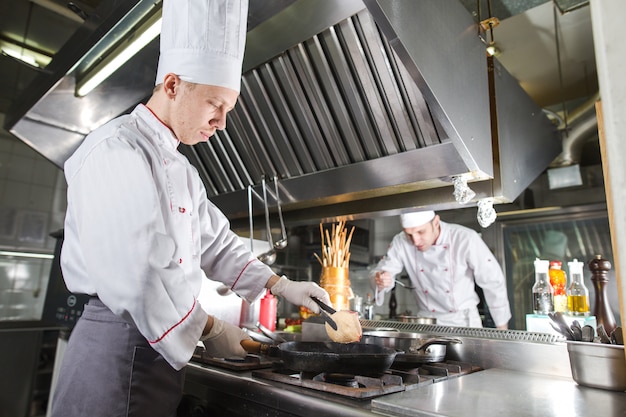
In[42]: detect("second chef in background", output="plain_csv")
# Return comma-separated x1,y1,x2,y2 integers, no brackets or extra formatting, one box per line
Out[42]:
370,210,511,329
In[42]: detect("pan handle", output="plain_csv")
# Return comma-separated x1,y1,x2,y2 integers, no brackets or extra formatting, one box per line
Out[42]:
411,337,462,352
240,339,281,357
242,327,274,344
256,321,287,343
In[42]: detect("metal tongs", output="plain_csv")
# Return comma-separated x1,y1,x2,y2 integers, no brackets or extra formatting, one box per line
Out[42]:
548,312,577,340
548,312,595,342
310,296,338,331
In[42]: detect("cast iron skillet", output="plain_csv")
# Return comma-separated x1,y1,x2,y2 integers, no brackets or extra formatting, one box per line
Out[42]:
241,340,397,377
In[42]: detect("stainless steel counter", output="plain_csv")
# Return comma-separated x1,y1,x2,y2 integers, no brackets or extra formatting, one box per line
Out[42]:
183,324,626,416
184,361,626,417
371,368,626,417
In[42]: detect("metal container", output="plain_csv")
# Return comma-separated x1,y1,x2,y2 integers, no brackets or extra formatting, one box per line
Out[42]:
362,331,461,363
567,341,626,391
397,315,436,324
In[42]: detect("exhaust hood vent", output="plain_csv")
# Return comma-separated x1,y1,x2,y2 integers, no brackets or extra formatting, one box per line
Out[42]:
5,0,559,227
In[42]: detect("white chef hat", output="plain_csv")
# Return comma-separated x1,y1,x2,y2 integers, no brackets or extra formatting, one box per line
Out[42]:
400,210,436,229
155,0,249,92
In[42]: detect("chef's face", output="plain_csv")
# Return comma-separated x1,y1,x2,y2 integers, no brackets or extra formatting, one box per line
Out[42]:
404,216,440,251
171,79,239,146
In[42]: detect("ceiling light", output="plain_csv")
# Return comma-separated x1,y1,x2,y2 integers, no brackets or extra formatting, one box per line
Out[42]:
0,250,54,259
0,40,53,68
2,46,38,67
75,10,162,97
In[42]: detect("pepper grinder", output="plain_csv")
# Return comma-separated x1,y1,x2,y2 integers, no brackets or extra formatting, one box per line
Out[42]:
389,288,397,319
588,254,617,335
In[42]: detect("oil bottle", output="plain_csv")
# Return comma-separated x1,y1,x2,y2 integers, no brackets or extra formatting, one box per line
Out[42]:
532,258,554,315
548,260,567,313
363,293,375,320
566,259,589,316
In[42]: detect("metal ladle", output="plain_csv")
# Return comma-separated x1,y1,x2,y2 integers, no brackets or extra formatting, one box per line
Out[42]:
273,176,288,250
248,184,275,265
257,178,276,265
247,184,254,253
395,280,416,290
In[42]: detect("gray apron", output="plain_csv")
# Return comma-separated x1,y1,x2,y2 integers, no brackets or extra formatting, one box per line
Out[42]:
50,298,184,417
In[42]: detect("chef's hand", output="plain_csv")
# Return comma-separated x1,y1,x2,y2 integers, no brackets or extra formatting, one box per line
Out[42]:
270,275,331,314
374,271,394,290
201,317,250,359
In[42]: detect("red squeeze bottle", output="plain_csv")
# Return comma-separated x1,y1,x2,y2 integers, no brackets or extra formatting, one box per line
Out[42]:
259,289,277,331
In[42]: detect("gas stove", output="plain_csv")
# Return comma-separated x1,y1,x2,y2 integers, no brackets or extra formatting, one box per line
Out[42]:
182,326,580,416
191,343,481,399
251,359,481,399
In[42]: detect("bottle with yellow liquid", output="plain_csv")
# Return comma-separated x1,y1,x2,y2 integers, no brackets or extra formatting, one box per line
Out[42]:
567,259,590,316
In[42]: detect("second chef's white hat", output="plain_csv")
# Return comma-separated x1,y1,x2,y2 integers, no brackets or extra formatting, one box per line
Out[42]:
400,210,436,229
155,0,249,92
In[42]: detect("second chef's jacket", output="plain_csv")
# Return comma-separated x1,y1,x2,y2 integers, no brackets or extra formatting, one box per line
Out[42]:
370,221,511,327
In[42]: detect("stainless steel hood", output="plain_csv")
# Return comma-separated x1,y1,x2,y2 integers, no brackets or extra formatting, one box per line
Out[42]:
4,0,559,228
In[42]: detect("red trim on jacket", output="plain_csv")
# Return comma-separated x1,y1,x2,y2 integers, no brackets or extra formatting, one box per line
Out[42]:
149,298,197,344
232,259,256,288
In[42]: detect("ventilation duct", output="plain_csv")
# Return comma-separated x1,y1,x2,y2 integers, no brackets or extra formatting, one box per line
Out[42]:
5,0,560,227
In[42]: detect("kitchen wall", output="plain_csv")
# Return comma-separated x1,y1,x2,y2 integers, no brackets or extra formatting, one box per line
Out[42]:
0,114,66,321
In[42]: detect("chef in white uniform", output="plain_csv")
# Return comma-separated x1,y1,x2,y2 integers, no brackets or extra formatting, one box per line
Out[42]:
370,210,511,329
50,1,330,416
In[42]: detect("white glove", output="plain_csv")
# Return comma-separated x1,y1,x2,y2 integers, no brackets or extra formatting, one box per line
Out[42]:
270,275,332,313
201,317,249,359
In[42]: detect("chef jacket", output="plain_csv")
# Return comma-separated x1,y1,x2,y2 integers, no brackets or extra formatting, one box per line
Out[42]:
370,221,511,327
61,104,272,370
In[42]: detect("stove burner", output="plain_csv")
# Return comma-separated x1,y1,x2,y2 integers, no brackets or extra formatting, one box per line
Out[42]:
252,368,405,398
316,373,360,388
251,360,481,399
